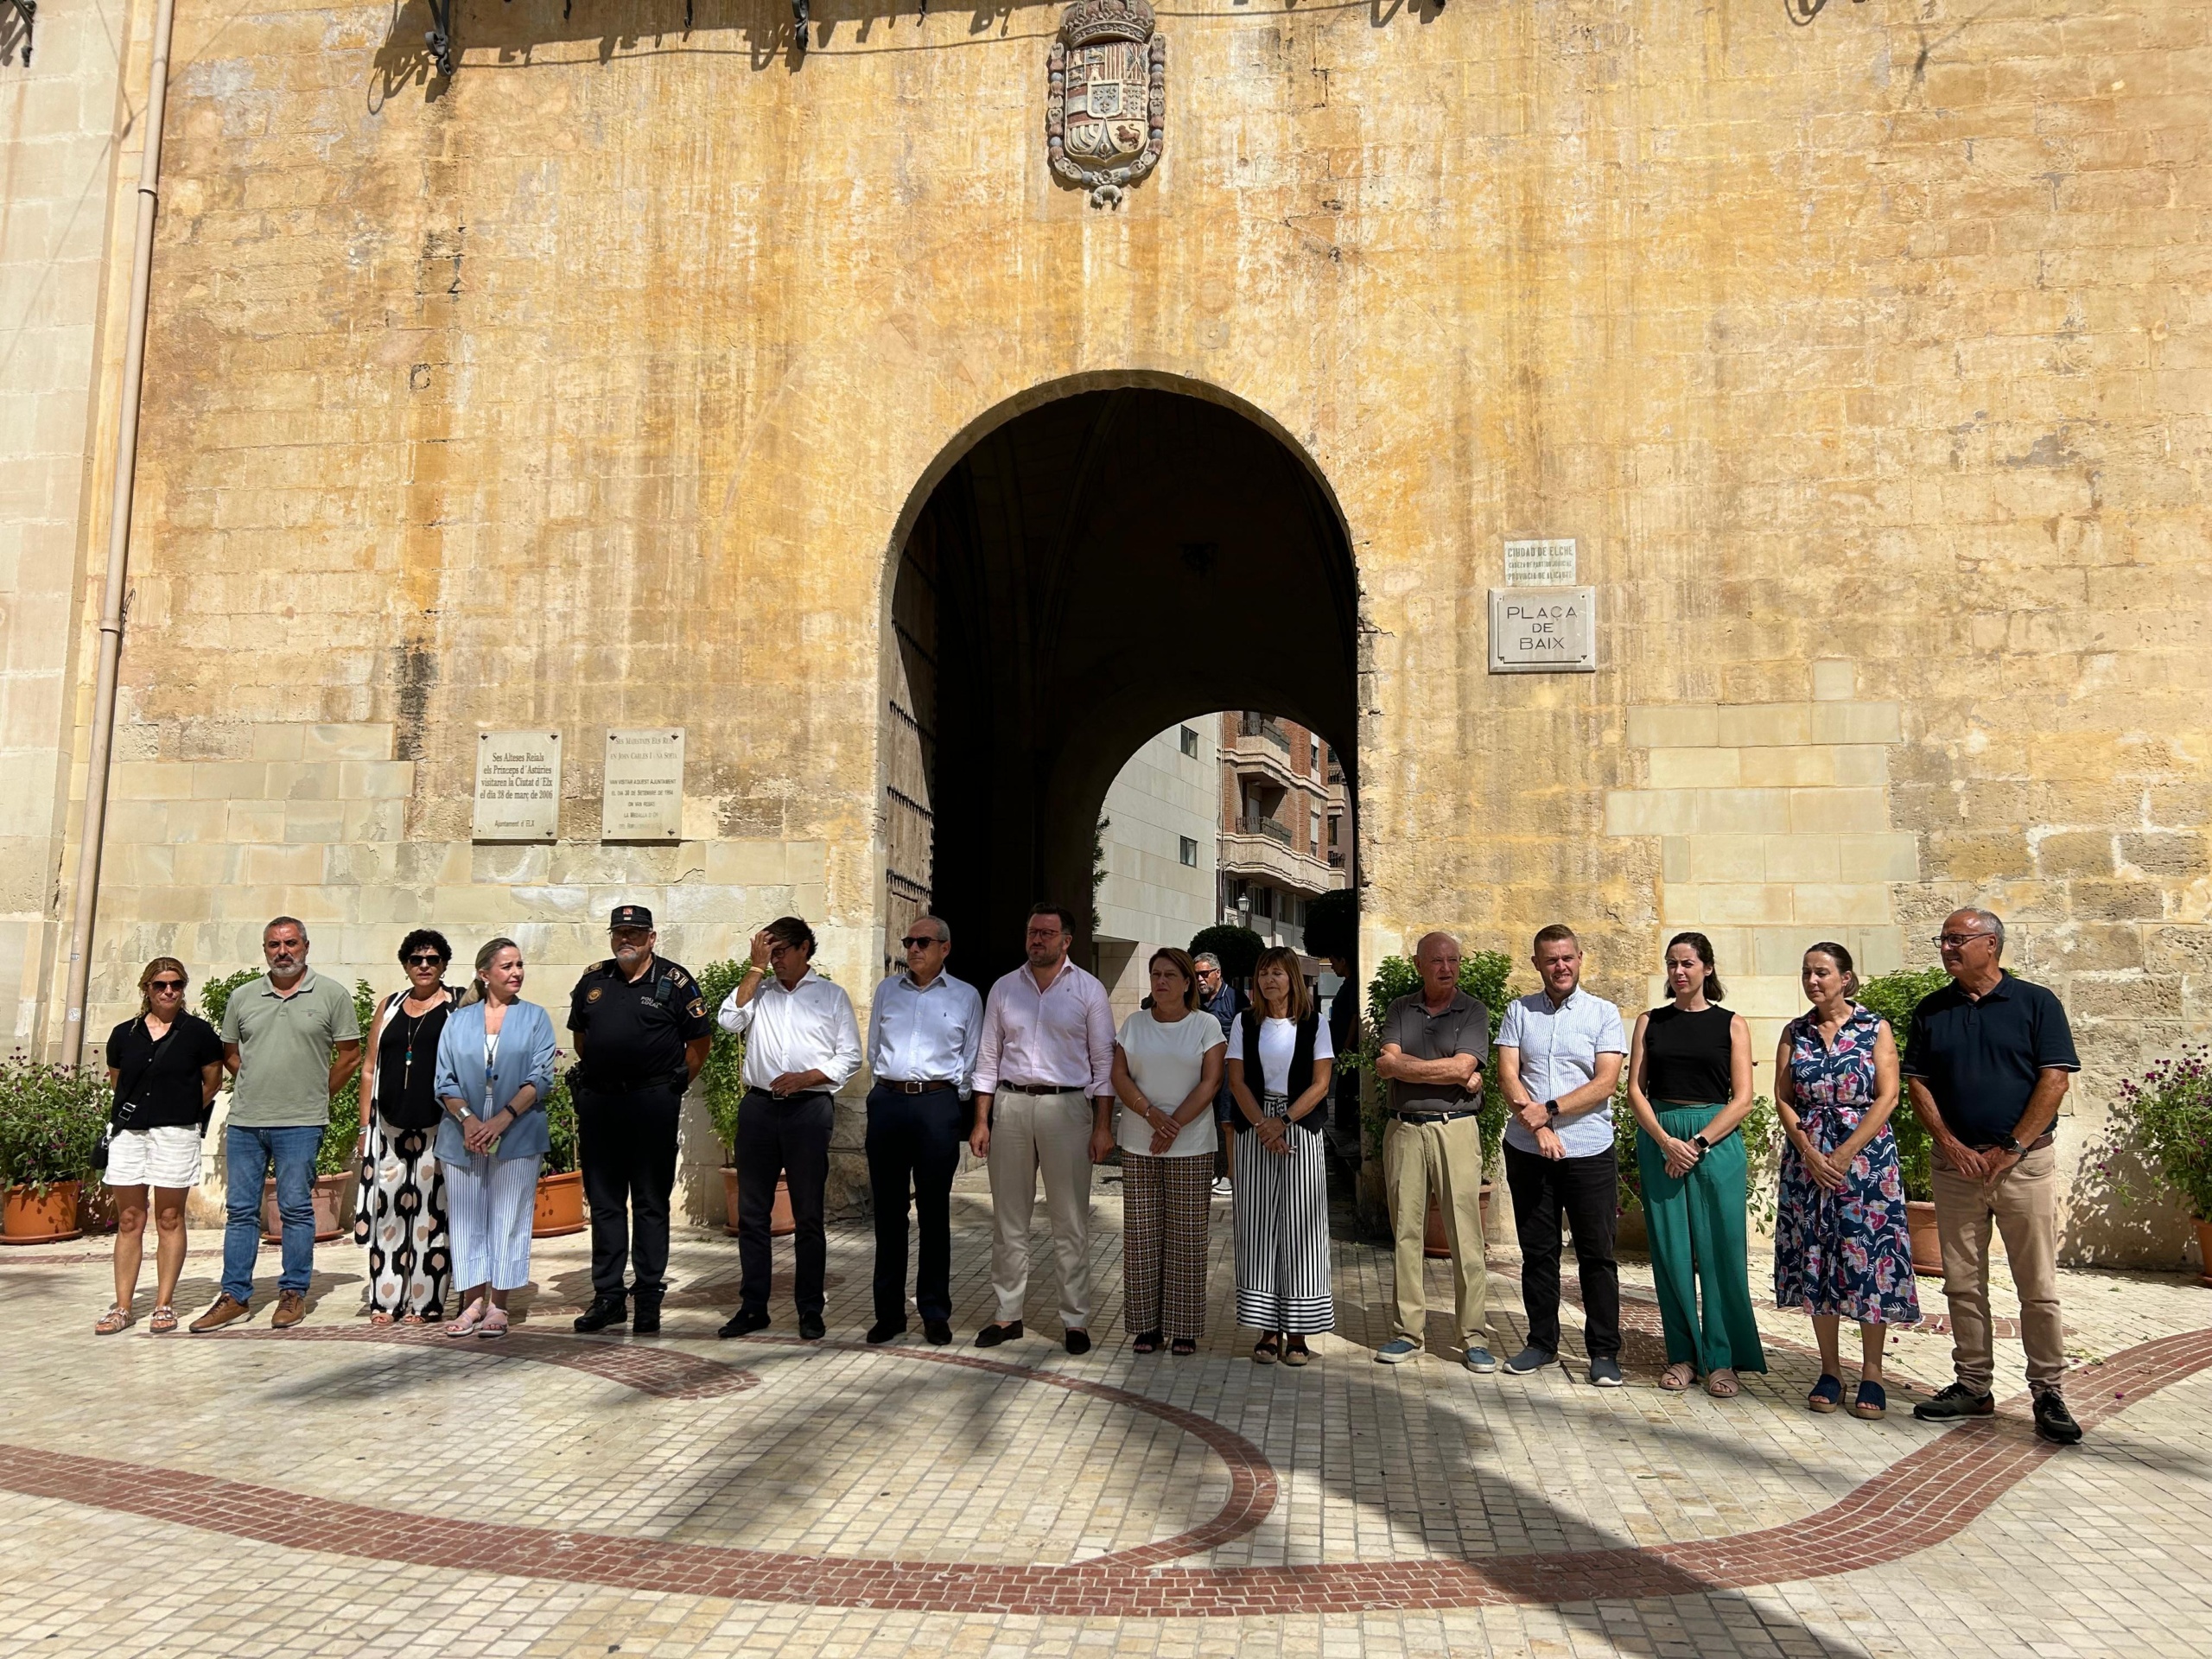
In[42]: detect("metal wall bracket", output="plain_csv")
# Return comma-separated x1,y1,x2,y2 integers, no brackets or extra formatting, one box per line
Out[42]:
4,0,35,68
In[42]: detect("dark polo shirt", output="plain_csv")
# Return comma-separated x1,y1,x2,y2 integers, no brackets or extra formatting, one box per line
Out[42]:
1900,971,2078,1147
1381,989,1490,1116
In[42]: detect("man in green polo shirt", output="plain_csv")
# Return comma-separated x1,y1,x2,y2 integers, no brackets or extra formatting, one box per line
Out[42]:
190,917,361,1332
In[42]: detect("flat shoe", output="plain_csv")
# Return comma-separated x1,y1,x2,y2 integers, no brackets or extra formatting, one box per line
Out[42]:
94,1305,131,1336
148,1305,178,1336
477,1307,509,1339
1170,1337,1197,1357
448,1301,486,1337
1706,1368,1740,1399
1660,1362,1696,1392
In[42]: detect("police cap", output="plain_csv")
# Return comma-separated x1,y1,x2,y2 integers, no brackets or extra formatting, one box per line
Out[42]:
608,904,654,931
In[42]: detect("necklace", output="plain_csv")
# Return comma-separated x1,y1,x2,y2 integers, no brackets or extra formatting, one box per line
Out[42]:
394,988,446,1096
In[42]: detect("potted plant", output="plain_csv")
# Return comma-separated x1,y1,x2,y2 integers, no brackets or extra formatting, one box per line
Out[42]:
1347,949,1511,1254
2110,1045,2212,1285
0,1055,109,1243
696,959,793,1236
532,1061,588,1236
1856,964,1951,1273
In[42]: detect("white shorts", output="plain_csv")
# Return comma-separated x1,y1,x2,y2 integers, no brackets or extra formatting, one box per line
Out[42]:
105,1123,205,1189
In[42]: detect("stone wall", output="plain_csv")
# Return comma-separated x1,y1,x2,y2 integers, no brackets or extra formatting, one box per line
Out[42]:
16,0,2210,1262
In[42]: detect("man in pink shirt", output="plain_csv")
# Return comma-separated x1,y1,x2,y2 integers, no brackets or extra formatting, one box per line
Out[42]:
969,903,1116,1354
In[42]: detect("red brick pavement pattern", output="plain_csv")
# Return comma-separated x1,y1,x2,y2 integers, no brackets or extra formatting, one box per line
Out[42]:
3,1325,2205,1615
226,1325,765,1400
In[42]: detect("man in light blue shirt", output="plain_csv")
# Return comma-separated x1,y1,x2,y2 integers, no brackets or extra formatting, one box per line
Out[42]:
1495,925,1628,1386
864,915,984,1346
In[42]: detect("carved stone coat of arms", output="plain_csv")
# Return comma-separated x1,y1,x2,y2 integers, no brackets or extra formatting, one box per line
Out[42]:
1046,0,1166,208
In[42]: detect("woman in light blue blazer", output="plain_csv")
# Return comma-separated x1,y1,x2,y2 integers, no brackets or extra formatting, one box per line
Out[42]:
434,938,557,1338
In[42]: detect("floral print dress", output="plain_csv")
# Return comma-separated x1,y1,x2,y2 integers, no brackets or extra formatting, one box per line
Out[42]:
1773,1004,1921,1325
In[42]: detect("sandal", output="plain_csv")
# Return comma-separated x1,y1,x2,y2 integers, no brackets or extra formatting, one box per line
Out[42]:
1808,1374,1843,1414
94,1304,131,1336
1706,1368,1740,1399
1132,1330,1162,1355
399,1313,427,1327
1170,1337,1198,1357
1252,1335,1281,1364
1660,1362,1697,1393
1851,1379,1888,1420
149,1305,178,1336
369,1310,394,1327
447,1300,486,1337
478,1306,509,1339
1281,1337,1312,1368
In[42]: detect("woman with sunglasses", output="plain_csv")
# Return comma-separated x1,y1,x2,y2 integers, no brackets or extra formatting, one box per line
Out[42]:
96,959,224,1334
353,930,461,1325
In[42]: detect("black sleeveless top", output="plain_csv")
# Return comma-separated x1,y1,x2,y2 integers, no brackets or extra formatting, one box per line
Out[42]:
1238,1007,1324,1135
373,988,459,1130
1642,1004,1735,1103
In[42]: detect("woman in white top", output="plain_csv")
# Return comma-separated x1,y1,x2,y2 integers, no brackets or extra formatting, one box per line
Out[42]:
1225,945,1337,1364
1109,948,1228,1356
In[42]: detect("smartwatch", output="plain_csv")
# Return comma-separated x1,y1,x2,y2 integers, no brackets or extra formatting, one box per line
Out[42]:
1690,1133,1710,1153
1996,1134,2024,1155
1543,1098,1560,1121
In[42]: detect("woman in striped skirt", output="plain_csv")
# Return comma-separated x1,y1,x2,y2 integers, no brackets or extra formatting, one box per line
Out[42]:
1226,945,1336,1363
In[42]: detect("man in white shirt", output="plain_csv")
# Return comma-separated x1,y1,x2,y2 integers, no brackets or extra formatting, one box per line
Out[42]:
969,903,1116,1354
865,915,983,1347
1494,925,1629,1387
715,916,862,1340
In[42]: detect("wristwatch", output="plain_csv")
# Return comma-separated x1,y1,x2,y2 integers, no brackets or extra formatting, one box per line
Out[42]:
1996,1134,2024,1155
1543,1098,1560,1121
1690,1133,1710,1152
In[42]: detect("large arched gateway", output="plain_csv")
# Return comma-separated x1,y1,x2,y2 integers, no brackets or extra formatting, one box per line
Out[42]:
880,380,1361,983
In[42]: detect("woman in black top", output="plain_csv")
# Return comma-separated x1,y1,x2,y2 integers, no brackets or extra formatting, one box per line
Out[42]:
1626,931,1765,1395
353,930,461,1325
98,958,224,1335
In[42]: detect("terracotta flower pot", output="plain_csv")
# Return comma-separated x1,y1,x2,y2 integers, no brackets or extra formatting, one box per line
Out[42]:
1414,1183,1491,1259
262,1173,350,1243
532,1169,587,1238
2196,1217,2212,1288
1,1181,82,1244
721,1166,795,1237
1906,1199,1943,1276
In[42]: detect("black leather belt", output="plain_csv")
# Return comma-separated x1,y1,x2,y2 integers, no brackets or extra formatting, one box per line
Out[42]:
883,1078,957,1095
1001,1082,1084,1096
1967,1131,2055,1154
1392,1108,1483,1124
743,1086,832,1103
576,1071,686,1096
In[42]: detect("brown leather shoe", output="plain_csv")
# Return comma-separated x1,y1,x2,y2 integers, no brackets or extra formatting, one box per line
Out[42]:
271,1289,308,1330
189,1294,252,1333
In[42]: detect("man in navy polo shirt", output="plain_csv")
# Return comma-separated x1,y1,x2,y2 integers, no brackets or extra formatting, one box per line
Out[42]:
1901,907,2082,1444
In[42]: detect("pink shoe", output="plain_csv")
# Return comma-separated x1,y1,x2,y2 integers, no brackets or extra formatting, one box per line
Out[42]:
448,1300,486,1336
477,1306,509,1339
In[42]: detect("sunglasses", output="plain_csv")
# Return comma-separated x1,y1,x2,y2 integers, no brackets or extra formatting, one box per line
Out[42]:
148,979,186,992
406,953,446,967
900,936,943,950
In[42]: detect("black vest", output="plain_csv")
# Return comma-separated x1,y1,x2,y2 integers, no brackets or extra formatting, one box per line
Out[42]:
1238,1007,1325,1135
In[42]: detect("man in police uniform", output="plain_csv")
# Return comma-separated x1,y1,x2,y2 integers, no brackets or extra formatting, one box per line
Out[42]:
568,904,714,1334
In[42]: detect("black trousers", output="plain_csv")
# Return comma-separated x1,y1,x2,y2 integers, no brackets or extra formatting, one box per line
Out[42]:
736,1088,834,1316
865,1083,964,1326
575,1081,683,1298
1503,1141,1622,1360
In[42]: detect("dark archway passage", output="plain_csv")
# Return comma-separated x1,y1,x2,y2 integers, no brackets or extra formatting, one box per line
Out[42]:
886,386,1361,984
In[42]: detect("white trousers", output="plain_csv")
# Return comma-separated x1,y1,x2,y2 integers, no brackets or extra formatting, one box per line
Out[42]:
986,1090,1096,1328
444,1154,541,1293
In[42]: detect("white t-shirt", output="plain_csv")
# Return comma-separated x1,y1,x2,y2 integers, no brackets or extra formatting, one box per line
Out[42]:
1254,1014,1335,1097
1115,1008,1226,1157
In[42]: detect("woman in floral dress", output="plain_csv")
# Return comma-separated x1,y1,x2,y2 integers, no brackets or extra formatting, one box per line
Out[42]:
1773,941,1920,1419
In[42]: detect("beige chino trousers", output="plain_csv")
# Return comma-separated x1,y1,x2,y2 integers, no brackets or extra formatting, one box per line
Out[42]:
1383,1114,1490,1351
1930,1140,2065,1394
987,1089,1096,1330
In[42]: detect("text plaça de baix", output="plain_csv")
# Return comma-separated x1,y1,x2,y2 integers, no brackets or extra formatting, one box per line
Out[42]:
1501,598,1583,650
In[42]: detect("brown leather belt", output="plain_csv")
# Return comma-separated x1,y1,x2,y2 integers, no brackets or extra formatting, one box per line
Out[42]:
1968,1131,2055,1154
885,1078,957,1095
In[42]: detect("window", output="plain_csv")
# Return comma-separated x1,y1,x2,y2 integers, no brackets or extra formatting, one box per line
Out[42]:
1179,836,1198,868
1178,725,1198,758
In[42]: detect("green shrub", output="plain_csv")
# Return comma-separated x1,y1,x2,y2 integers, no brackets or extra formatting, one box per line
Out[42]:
198,968,261,1028
0,1057,111,1194
2109,1045,2212,1223
1856,964,1951,1201
693,959,750,1160
1348,950,1514,1174
542,1061,579,1174
1188,925,1265,982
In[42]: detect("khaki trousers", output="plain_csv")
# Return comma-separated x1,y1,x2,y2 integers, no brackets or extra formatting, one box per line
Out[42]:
987,1090,1096,1329
1383,1114,1490,1349
1929,1141,2064,1394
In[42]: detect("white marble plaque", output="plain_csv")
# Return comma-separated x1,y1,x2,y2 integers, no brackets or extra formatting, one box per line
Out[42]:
601,728,685,841
1490,587,1597,673
474,732,562,840
1503,537,1578,587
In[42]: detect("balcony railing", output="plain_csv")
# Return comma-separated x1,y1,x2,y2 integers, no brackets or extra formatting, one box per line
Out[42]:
1238,714,1291,753
1236,814,1294,846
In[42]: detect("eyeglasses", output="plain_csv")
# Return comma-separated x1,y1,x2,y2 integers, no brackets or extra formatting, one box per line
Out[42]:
148,979,185,992
900,937,942,950
1933,933,1993,949
405,953,445,967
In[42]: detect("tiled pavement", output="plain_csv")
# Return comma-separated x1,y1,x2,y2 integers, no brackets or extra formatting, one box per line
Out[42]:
3,1166,2209,1656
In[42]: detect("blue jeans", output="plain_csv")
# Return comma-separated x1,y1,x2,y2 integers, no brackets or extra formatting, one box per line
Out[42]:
223,1124,324,1302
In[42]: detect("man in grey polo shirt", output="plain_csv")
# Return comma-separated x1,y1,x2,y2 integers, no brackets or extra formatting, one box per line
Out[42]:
191,917,360,1332
1496,925,1629,1386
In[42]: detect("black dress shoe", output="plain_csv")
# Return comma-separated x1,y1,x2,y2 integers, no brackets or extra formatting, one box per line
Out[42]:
1912,1381,1996,1421
1064,1327,1092,1356
974,1321,1023,1348
923,1319,953,1345
867,1320,906,1345
798,1313,826,1341
2033,1389,2084,1445
717,1306,771,1339
631,1294,663,1336
573,1294,627,1333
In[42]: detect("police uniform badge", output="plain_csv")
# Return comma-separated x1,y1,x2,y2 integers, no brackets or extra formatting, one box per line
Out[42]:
687,998,706,1019
587,987,603,1002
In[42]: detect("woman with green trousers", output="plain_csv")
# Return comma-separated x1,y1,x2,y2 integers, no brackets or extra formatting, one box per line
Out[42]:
1626,932,1766,1396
